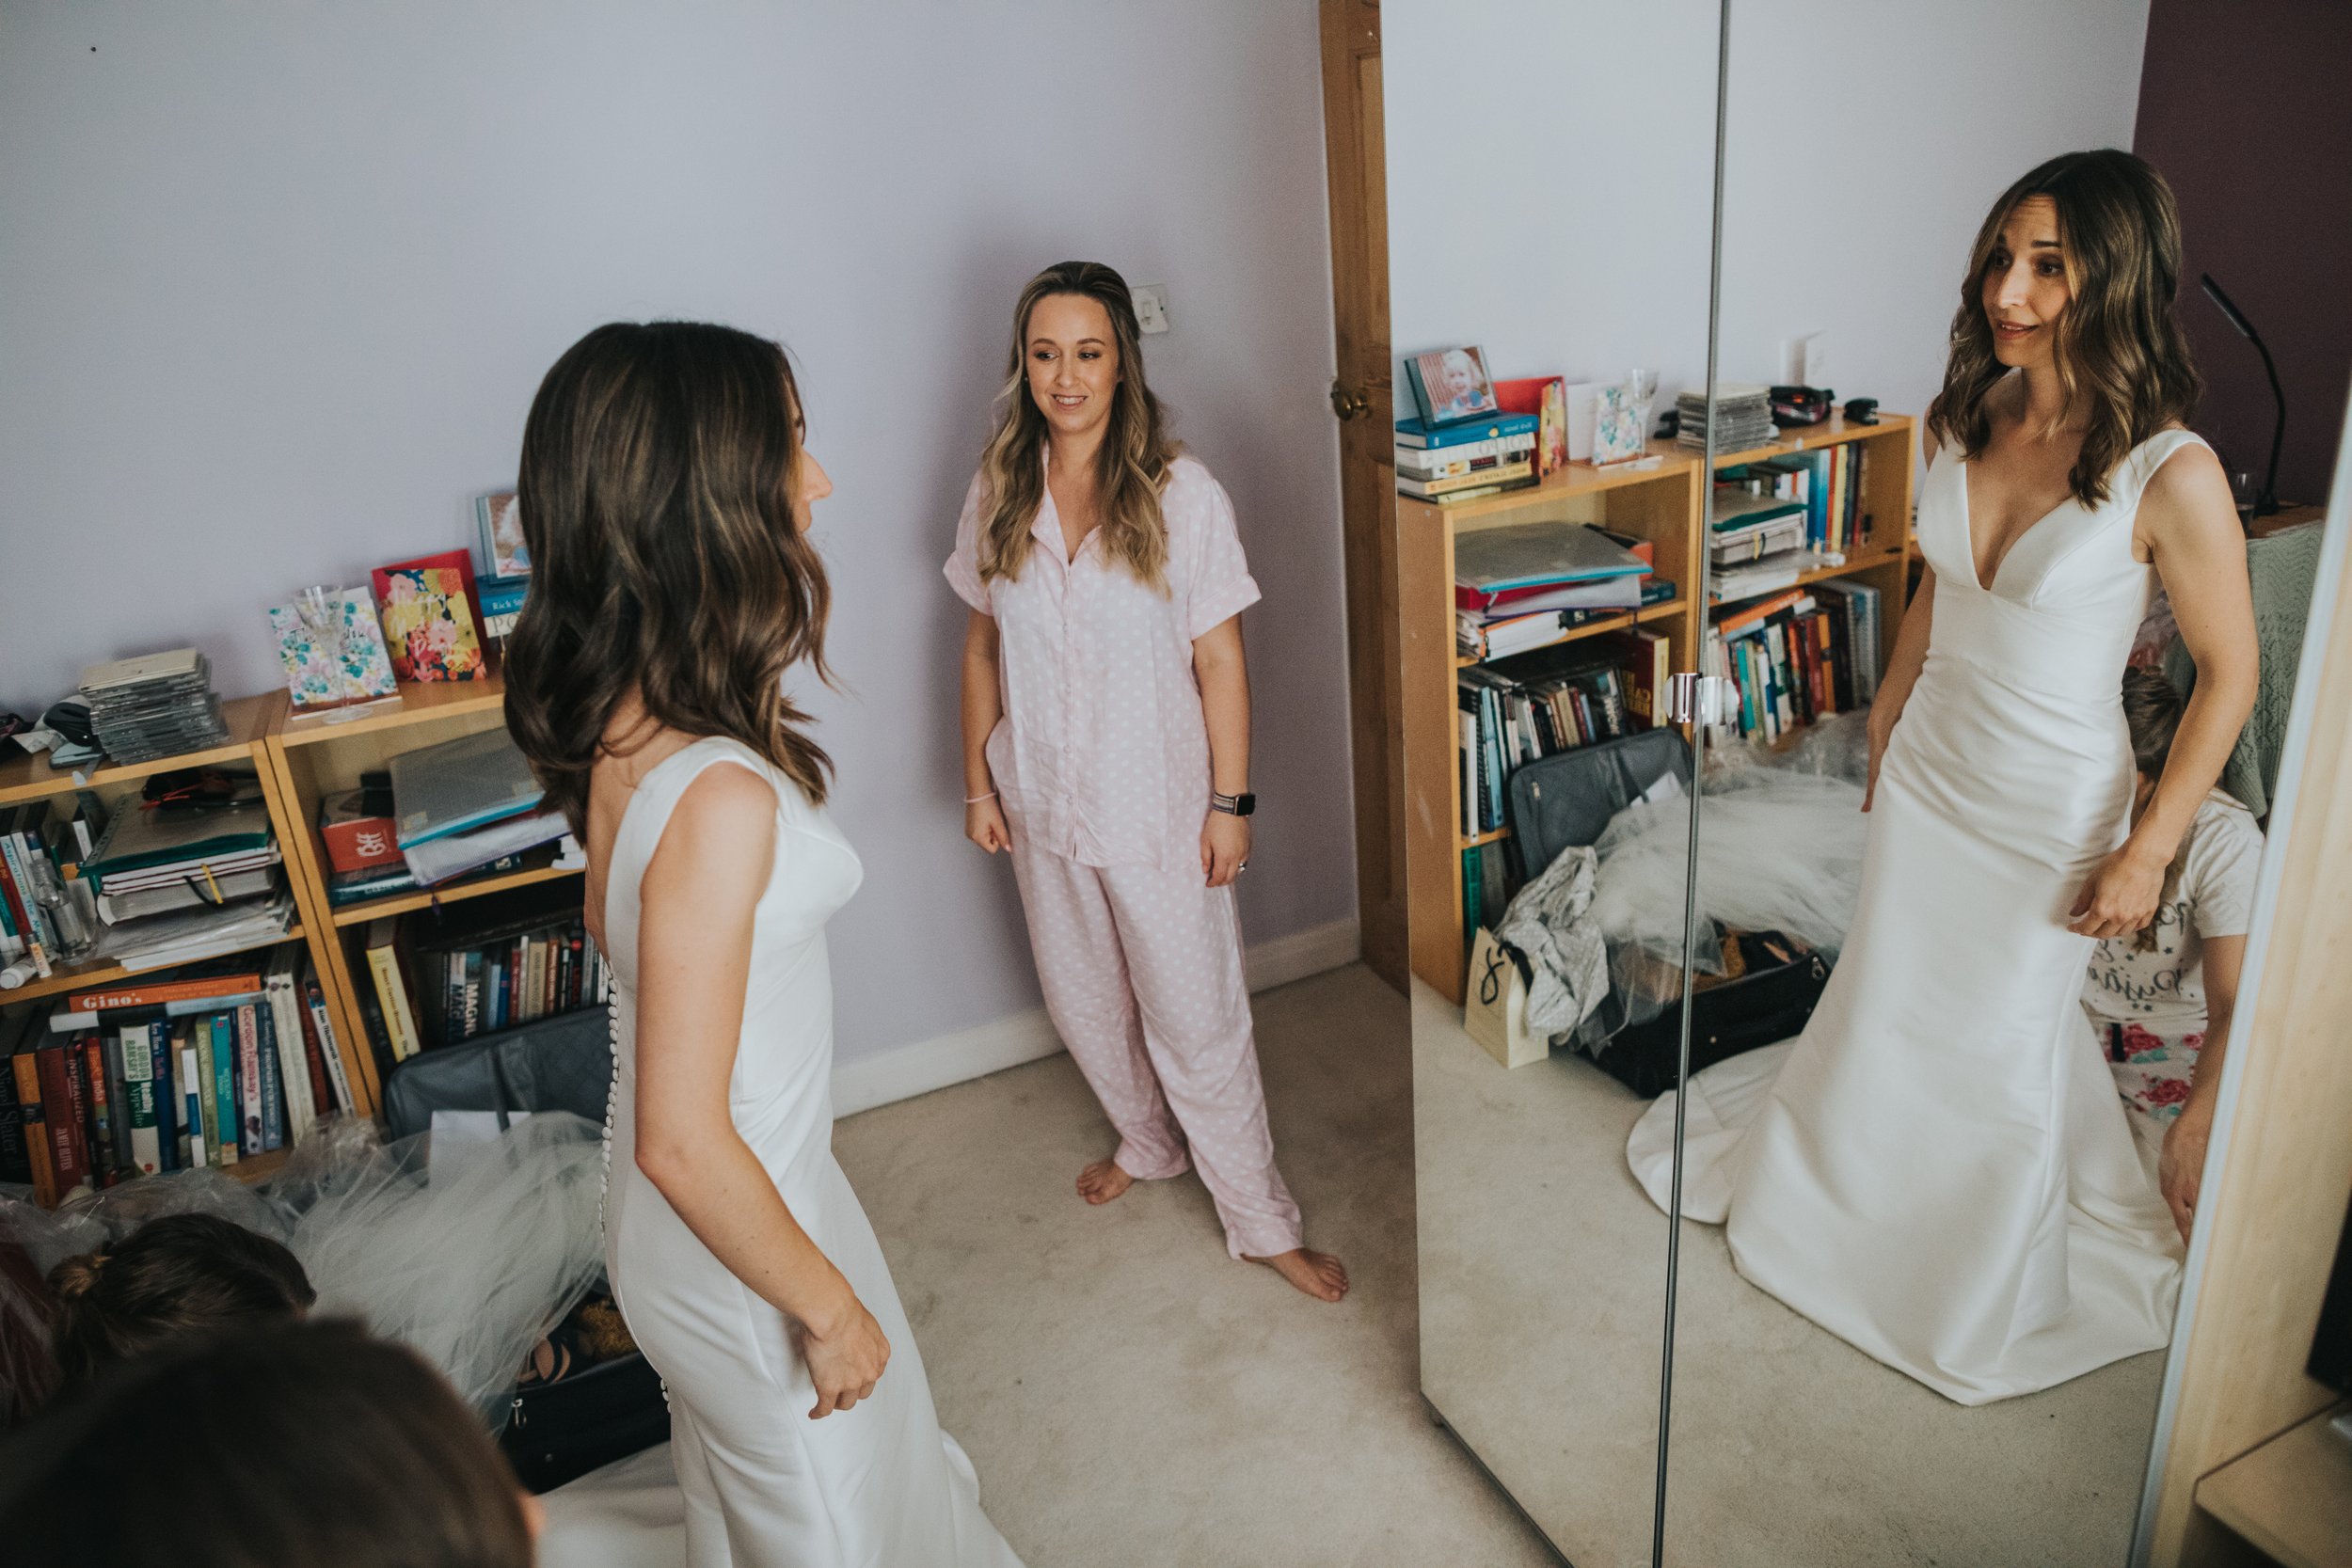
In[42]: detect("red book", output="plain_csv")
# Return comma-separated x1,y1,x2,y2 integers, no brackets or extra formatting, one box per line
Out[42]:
0,853,33,963
294,990,333,1117
11,1048,56,1209
35,1042,87,1196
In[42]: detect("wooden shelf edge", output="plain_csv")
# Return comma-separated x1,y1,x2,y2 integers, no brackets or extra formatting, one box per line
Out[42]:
0,691,285,808
275,660,509,750
327,860,584,928
1708,546,1907,612
0,923,309,1008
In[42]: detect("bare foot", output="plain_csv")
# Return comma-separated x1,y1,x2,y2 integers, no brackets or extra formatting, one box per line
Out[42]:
1076,1159,1135,1206
1248,1247,1350,1303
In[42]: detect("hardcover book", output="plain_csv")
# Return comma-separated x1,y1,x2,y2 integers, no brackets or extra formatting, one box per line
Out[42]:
475,493,531,578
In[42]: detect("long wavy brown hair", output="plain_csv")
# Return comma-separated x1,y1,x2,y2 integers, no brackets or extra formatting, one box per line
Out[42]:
977,261,1179,590
504,322,833,832
1926,150,2202,508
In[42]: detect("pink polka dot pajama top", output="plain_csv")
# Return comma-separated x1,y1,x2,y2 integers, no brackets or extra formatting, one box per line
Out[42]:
945,453,1306,1260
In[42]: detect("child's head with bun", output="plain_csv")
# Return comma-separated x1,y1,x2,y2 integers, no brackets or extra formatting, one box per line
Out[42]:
48,1212,314,1390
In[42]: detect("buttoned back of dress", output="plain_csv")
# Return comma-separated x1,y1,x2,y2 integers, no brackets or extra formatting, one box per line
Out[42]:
946,453,1262,873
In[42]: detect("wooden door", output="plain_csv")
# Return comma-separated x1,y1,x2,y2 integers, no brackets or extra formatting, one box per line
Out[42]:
1318,0,1405,991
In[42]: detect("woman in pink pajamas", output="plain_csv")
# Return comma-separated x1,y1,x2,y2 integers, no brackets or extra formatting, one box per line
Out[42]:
947,261,1348,1304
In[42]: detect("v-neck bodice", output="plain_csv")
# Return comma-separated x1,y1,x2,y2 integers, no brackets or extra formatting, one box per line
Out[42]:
1911,429,2204,705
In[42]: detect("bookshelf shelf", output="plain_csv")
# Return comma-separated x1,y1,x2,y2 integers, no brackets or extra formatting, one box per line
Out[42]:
224,1146,293,1186
1708,544,1908,611
277,659,508,750
328,856,582,928
0,691,285,809
1455,596,1685,669
1,924,310,1008
1401,414,1917,1004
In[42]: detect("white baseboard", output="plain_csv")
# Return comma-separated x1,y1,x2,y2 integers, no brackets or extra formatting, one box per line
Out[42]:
832,916,1360,1117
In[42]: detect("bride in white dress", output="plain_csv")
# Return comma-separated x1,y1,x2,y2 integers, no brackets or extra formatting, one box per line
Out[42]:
1636,150,2258,1403
506,323,1025,1565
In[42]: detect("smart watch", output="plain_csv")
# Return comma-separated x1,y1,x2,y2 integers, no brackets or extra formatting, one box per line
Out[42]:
1211,791,1256,817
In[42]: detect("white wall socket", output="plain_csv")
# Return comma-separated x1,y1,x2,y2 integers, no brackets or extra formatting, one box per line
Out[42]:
1131,283,1171,335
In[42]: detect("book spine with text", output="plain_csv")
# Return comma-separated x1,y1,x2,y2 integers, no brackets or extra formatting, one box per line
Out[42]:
122,1024,160,1176
237,1006,263,1157
180,1043,207,1168
13,1048,56,1207
210,1015,239,1166
254,998,284,1153
307,975,355,1117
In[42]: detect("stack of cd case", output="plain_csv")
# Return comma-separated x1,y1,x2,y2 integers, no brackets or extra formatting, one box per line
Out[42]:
78,649,231,764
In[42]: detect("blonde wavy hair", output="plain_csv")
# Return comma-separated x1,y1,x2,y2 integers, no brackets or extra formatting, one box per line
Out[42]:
975,261,1178,590
1926,150,2203,509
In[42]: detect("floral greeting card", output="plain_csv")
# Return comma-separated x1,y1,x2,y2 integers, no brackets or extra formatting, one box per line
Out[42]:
268,587,398,709
373,563,485,682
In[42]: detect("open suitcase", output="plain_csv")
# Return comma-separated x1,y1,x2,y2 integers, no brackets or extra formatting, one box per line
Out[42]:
1501,729,1830,1096
381,1006,670,1493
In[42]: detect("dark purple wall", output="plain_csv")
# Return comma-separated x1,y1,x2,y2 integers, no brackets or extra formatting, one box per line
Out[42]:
2135,0,2352,508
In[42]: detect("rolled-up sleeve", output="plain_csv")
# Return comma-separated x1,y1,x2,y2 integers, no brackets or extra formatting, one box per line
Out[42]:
943,471,992,614
1182,470,1262,640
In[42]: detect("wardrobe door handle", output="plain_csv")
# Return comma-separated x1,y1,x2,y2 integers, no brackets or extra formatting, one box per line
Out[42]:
1329,380,1370,421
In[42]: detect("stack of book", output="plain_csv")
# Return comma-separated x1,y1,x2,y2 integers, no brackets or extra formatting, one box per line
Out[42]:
391,728,567,887
1396,413,1539,504
77,785,293,970
1718,444,1870,557
357,881,609,1073
1675,384,1776,453
78,650,230,764
1703,579,1883,744
1455,630,1672,839
1454,523,1661,662
0,953,350,1207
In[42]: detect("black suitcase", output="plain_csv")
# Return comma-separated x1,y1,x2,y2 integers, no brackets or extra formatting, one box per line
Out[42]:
1590,933,1830,1098
1502,728,1829,1091
382,1006,670,1488
499,1342,671,1494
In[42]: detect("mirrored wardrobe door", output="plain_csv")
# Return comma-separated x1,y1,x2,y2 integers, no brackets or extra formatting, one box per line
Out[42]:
1388,3,1722,1562
1653,4,2352,1564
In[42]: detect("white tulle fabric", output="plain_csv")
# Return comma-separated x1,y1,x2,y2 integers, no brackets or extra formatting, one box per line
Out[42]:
1630,433,2201,1404
0,1113,605,1427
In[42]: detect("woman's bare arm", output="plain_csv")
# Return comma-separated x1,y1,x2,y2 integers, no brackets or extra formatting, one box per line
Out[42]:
631,765,888,1416
960,609,1011,852
2137,450,2259,863
1192,614,1251,886
2159,931,2245,1241
1864,430,1938,810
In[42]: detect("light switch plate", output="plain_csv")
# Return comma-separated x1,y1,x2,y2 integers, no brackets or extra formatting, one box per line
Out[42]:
1131,283,1170,335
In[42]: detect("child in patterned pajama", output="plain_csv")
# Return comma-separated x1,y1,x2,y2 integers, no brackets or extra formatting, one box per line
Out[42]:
946,262,1344,1302
2080,669,2263,1240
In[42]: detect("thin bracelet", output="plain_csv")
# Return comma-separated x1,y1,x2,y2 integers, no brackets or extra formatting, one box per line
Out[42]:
964,791,997,805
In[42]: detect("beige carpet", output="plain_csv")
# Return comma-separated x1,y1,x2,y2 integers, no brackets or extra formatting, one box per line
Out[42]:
834,963,1560,1568
1413,982,2167,1568
837,963,2166,1567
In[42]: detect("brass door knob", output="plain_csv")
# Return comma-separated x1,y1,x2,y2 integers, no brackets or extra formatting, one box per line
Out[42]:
1329,380,1371,421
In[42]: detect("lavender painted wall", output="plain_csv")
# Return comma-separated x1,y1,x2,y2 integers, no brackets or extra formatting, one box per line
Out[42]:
0,1,1355,1063
2135,0,2352,510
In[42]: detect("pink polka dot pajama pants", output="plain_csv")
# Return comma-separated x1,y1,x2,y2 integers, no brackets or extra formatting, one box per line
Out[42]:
1007,838,1305,1260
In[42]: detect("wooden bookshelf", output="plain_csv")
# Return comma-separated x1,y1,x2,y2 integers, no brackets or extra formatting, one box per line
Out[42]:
326,850,580,929
1399,413,1917,1003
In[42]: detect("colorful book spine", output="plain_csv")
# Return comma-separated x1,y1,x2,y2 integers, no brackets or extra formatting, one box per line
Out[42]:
66,974,266,1012
237,1006,263,1158
122,1024,159,1176
307,975,354,1117
150,1022,179,1173
42,1041,88,1194
13,1045,56,1207
210,1014,240,1167
253,1001,283,1153
180,1043,207,1168
0,1038,26,1186
86,1036,120,1181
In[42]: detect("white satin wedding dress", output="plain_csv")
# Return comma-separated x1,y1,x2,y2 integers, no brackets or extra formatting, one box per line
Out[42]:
602,736,1025,1565
1630,431,2200,1404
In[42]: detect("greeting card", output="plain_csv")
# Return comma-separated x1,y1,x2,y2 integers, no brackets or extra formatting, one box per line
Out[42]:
268,587,399,710
373,558,486,683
